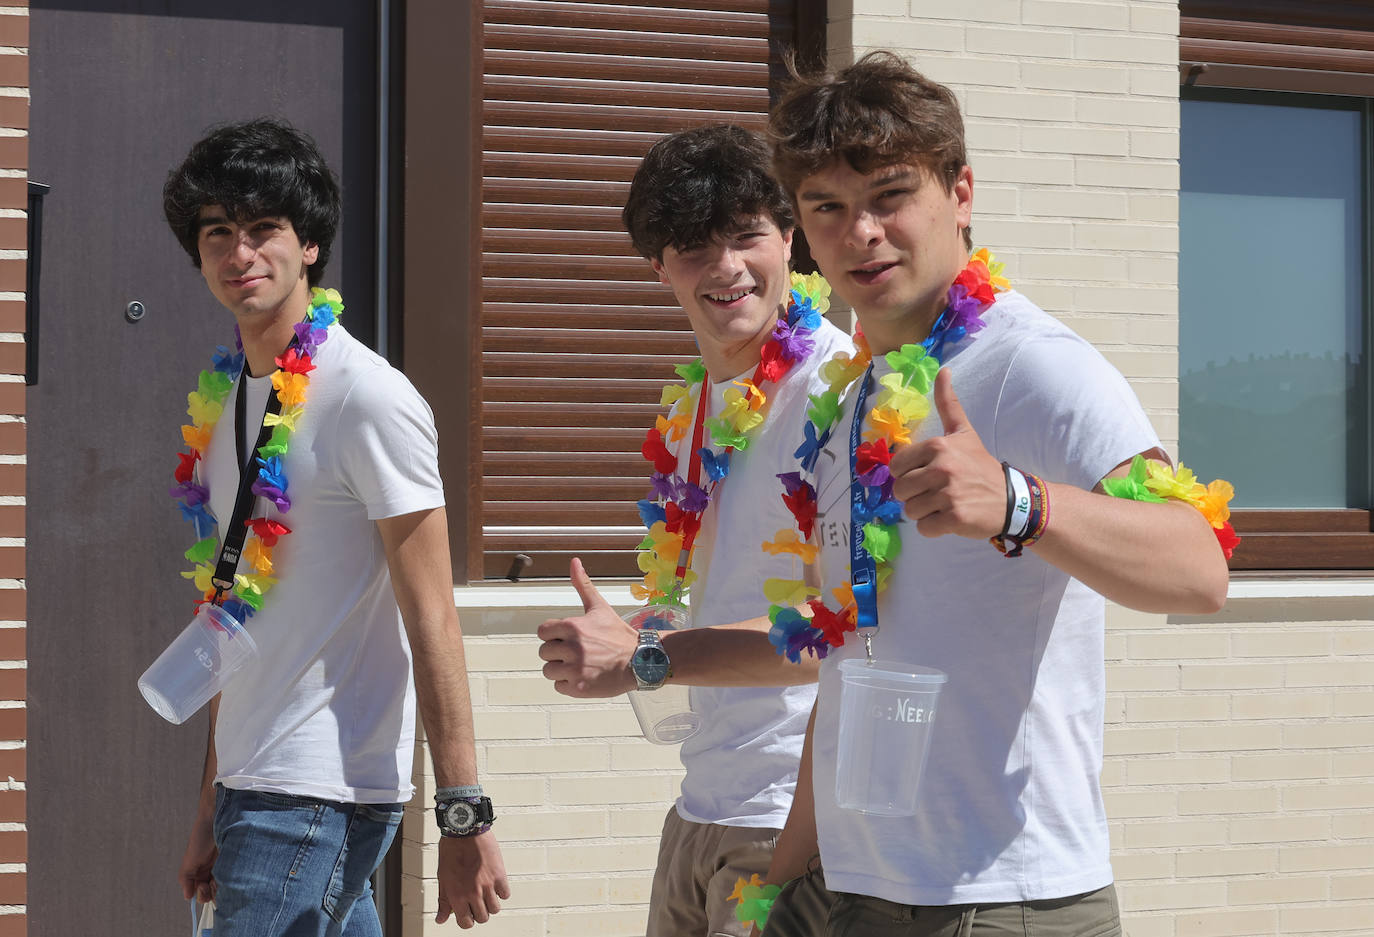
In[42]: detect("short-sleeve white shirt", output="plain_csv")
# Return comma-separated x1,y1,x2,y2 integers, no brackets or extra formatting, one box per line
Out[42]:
808,291,1160,903
200,324,444,804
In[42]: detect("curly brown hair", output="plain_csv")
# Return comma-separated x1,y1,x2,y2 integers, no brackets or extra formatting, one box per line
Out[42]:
770,51,972,250
622,124,794,261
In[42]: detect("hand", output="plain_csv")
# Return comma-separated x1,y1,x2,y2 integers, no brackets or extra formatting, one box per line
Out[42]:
178,810,217,904
536,558,638,698
889,368,1006,540
436,831,510,928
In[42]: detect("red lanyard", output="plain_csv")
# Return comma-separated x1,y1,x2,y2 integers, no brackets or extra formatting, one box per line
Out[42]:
671,360,768,585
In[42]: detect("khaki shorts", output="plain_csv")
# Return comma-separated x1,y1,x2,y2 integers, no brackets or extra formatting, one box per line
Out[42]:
646,808,781,937
827,882,1121,937
766,858,839,937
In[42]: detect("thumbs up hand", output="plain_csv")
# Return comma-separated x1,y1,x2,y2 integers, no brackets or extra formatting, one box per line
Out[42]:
537,558,640,697
889,368,1008,540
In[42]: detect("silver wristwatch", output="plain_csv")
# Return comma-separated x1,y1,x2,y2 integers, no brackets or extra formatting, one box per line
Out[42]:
629,628,672,690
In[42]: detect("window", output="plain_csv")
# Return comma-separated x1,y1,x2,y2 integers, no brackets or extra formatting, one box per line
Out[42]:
1180,2,1374,569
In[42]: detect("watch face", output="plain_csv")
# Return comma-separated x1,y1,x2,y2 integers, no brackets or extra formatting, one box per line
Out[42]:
631,646,670,686
443,800,477,831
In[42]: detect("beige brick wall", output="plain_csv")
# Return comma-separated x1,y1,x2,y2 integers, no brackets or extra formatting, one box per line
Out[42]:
1105,598,1374,936
830,0,1182,446
403,598,686,937
401,4,1374,936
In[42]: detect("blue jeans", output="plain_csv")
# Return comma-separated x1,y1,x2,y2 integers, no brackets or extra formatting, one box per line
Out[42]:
212,785,404,937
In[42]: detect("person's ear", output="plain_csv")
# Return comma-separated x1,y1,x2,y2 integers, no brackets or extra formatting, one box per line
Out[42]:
953,165,973,230
651,257,670,286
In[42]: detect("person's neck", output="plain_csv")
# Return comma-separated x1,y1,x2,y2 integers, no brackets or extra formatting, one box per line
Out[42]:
237,290,312,377
859,253,969,355
697,314,779,381
859,294,947,357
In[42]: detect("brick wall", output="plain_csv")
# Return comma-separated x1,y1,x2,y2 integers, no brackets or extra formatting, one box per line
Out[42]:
400,3,1374,936
402,596,685,937
830,0,1183,446
1105,597,1374,936
0,4,23,934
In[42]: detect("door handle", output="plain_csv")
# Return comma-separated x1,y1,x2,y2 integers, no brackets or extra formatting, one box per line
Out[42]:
25,181,49,387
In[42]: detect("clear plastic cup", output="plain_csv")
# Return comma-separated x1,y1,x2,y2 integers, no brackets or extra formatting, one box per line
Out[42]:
625,604,700,745
138,603,258,725
835,658,947,816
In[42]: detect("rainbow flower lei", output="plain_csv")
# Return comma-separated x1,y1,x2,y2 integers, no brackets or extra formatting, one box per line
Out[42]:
170,287,343,621
1102,455,1240,558
764,250,1009,661
635,272,832,604
729,874,783,930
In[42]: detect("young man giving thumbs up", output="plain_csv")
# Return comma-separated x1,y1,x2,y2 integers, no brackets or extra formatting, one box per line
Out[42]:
754,53,1232,936
537,125,853,937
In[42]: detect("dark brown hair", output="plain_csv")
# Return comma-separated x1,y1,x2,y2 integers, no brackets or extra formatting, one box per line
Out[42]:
622,124,794,261
770,51,972,249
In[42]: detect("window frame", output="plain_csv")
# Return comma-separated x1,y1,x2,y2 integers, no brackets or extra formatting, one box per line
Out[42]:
1180,9,1374,572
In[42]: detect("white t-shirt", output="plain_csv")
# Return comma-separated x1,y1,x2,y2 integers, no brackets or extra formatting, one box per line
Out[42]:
669,318,854,829
199,324,445,804
807,291,1159,903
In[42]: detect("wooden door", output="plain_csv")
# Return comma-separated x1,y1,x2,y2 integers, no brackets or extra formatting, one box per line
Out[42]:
27,3,380,932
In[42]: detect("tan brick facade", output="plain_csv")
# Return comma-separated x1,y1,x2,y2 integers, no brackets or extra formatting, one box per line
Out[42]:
0,4,23,933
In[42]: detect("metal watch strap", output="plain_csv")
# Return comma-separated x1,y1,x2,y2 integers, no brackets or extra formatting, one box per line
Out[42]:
634,628,667,690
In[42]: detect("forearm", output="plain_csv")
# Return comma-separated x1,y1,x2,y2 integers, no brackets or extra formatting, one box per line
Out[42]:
661,615,820,687
195,696,220,817
767,703,819,884
409,607,481,787
1032,482,1228,614
379,508,482,789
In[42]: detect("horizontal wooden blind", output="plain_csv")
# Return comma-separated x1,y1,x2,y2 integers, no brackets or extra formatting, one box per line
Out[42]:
1182,1,1374,95
480,0,798,580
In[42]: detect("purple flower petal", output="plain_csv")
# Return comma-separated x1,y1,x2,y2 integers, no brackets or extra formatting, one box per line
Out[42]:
859,465,892,489
250,481,291,512
170,481,211,506
678,482,709,514
649,472,678,501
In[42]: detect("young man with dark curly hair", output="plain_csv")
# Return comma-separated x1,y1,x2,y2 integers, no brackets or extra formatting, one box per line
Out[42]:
535,124,852,937
163,117,508,934
756,53,1232,936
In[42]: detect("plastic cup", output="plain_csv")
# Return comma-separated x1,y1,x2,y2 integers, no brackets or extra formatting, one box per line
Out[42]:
625,604,700,745
834,658,947,816
138,603,258,725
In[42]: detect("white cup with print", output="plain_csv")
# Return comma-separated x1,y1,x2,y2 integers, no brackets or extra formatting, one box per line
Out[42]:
625,604,700,745
835,658,947,816
138,603,258,725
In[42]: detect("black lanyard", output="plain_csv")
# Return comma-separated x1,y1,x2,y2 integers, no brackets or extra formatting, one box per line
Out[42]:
210,366,284,598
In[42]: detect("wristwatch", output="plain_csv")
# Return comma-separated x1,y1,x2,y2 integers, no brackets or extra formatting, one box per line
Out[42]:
434,795,496,838
630,628,672,690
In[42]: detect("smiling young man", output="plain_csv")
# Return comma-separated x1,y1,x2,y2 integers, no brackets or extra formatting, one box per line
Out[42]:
535,124,852,937
163,118,508,934
755,53,1231,936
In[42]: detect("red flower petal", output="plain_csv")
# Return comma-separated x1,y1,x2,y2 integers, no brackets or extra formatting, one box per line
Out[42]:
174,450,199,484
641,427,678,476
246,517,292,547
1214,521,1240,560
759,342,788,383
855,439,891,475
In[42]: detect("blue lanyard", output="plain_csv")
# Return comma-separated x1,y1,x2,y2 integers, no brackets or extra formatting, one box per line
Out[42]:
848,364,879,632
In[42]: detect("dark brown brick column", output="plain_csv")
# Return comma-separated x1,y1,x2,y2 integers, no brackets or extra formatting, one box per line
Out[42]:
0,5,26,934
